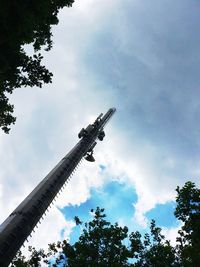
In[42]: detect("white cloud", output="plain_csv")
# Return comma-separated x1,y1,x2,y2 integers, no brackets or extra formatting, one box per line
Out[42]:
20,206,75,263
93,129,189,228
56,160,104,208
162,224,181,246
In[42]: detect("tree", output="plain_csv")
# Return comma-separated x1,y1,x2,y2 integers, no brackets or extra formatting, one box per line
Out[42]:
129,220,177,267
67,207,130,267
0,0,74,133
175,181,200,266
11,182,200,266
11,246,46,267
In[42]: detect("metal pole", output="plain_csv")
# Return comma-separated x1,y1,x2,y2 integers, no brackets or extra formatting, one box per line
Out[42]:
0,108,116,266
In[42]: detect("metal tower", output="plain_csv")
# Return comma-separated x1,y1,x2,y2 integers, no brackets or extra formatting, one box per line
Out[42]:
0,108,116,266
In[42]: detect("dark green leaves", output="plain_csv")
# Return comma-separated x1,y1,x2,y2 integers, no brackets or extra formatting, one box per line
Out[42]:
0,0,74,133
175,181,200,266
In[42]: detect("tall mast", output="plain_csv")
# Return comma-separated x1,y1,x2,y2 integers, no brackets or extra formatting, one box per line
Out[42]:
0,108,116,266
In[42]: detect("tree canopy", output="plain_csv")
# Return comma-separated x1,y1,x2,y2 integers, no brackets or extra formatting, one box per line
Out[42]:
175,182,200,266
0,0,74,133
11,181,200,266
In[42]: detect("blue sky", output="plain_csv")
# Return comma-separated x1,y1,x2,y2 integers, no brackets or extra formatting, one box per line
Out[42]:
60,179,138,243
0,0,200,251
60,177,178,245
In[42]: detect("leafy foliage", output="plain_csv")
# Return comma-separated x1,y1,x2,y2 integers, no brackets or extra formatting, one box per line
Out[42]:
175,181,200,266
11,182,200,266
129,220,177,267
68,207,130,266
0,0,74,133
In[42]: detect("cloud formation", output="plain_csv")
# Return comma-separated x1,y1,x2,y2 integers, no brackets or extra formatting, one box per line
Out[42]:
0,0,200,251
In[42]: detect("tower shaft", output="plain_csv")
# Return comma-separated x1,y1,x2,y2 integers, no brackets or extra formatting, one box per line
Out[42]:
0,108,116,266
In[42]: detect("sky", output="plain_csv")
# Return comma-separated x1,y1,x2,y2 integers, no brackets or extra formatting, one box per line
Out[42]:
1,0,200,257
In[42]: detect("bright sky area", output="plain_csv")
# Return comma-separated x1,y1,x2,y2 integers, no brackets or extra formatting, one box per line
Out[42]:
0,0,200,253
